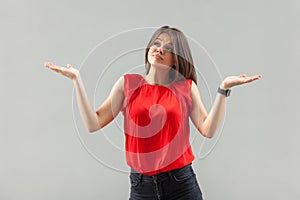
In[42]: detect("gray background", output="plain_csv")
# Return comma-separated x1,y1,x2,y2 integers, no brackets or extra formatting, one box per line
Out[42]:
0,0,299,199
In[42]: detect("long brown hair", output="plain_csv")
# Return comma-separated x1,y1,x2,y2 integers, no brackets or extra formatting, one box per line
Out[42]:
145,25,197,84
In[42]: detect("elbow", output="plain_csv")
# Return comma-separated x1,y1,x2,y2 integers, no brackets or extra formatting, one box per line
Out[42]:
198,122,215,139
87,116,101,133
199,129,214,139
204,130,216,139
87,124,101,133
204,133,214,139
88,128,97,133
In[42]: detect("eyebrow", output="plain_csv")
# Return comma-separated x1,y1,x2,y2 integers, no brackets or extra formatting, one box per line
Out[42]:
155,38,173,45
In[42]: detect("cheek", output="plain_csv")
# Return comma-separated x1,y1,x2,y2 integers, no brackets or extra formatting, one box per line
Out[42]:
166,54,175,65
147,51,153,63
147,48,157,63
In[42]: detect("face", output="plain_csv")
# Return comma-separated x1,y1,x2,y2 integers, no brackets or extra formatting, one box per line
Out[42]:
147,33,175,69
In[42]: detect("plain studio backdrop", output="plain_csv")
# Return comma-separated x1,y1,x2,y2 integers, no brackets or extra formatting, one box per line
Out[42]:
0,0,299,199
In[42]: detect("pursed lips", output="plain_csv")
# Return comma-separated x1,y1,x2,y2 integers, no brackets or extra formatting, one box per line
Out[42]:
153,54,163,60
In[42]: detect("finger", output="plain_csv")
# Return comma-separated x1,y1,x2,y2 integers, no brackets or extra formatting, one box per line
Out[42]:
49,65,65,74
244,77,253,83
255,74,262,79
251,75,262,80
239,74,247,77
44,62,52,67
54,69,61,73
49,68,61,73
48,64,60,70
45,62,58,69
246,76,261,82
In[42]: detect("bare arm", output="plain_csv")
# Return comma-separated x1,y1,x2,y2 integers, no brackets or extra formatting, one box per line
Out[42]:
190,74,261,138
94,76,124,130
73,75,124,132
190,82,226,138
45,62,124,133
71,75,98,132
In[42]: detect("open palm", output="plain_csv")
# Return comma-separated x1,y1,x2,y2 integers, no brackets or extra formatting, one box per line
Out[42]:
222,74,262,89
44,62,79,80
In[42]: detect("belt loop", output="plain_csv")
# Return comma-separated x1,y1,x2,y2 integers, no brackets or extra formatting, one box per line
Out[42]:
139,173,143,183
153,175,158,182
167,171,172,180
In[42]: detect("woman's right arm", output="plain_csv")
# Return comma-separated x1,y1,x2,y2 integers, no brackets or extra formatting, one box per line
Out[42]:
73,75,124,133
45,62,124,133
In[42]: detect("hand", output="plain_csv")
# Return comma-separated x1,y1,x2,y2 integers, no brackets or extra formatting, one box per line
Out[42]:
221,74,262,90
44,62,79,80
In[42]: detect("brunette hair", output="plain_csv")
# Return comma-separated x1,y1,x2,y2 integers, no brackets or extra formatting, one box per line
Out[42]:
145,25,197,84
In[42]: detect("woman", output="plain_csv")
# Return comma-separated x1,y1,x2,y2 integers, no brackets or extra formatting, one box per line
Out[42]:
45,25,261,200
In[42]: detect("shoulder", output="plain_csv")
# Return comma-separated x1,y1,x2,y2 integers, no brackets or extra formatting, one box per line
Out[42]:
123,73,143,80
112,75,125,93
116,73,142,85
121,74,145,94
190,80,200,98
190,79,197,90
123,73,144,86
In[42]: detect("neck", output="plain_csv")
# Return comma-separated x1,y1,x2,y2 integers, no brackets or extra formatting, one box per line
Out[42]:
145,65,171,86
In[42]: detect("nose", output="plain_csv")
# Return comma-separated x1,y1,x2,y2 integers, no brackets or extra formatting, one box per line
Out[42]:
155,46,164,54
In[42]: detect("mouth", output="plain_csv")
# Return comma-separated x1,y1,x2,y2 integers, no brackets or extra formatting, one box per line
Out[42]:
153,54,163,60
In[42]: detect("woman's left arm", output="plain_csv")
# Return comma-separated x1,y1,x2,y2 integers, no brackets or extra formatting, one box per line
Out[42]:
190,74,261,138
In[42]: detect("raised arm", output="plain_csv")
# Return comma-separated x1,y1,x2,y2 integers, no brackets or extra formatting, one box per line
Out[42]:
44,62,124,133
190,74,261,138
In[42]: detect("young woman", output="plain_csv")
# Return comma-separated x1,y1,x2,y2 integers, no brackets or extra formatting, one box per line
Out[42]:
45,25,261,200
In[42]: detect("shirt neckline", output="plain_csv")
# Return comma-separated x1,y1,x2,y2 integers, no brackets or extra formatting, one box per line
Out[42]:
138,74,174,88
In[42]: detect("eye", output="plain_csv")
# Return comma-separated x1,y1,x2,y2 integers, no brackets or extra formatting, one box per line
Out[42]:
152,41,160,47
165,46,173,52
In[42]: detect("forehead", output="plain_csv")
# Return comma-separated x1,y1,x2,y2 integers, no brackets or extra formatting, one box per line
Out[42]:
155,33,172,44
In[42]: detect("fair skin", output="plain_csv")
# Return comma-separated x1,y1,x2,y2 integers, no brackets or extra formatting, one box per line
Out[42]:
145,33,175,85
44,33,261,138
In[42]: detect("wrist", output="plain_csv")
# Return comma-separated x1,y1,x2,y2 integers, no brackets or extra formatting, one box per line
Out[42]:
217,84,231,97
72,74,81,84
220,82,230,90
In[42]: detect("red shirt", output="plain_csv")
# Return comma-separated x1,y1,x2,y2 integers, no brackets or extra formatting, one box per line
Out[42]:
121,74,195,175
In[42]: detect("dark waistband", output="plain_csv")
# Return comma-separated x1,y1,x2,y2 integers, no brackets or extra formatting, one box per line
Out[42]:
130,164,193,181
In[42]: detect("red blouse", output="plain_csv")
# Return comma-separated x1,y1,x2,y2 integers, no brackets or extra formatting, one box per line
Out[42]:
121,74,195,175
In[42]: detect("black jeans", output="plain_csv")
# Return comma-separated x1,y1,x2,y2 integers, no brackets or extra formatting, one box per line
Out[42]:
129,164,203,200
